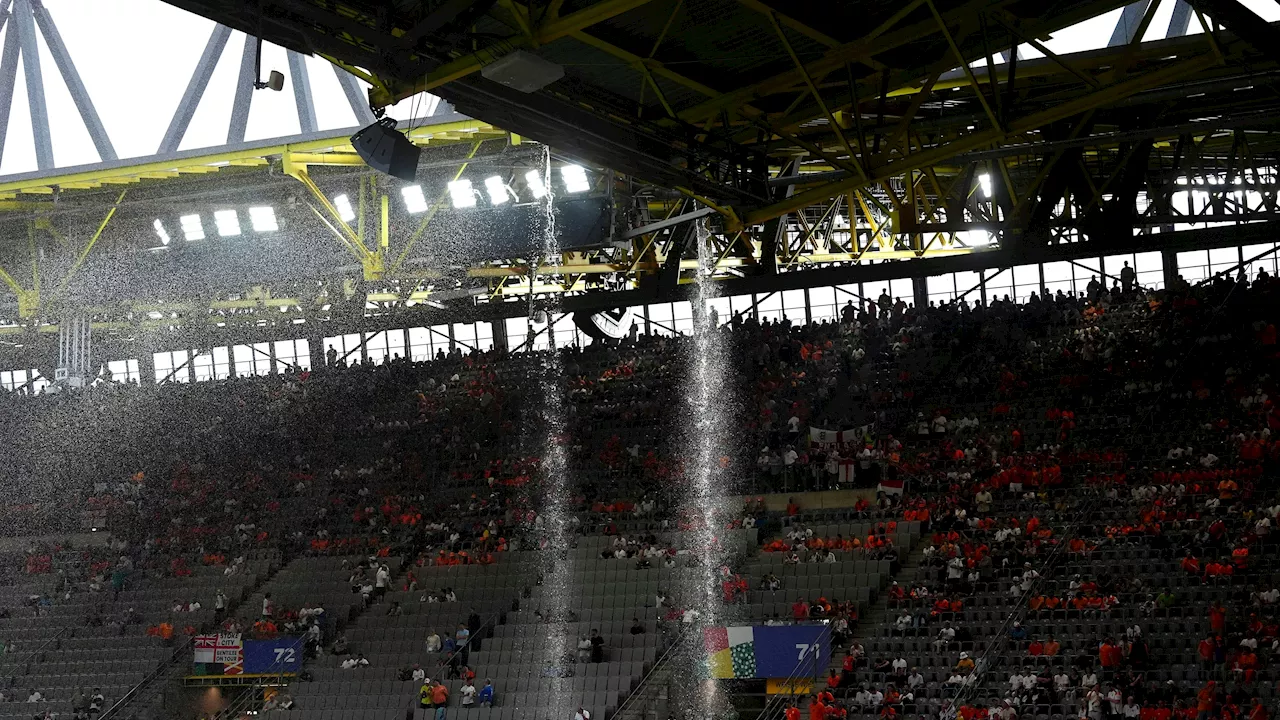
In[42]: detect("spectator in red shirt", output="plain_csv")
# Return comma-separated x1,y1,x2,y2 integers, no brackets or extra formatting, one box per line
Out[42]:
793,598,810,621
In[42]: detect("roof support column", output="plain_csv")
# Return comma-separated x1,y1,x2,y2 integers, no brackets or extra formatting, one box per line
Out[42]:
159,23,231,153
0,0,19,166
30,0,115,160
13,0,51,170
227,32,256,144
286,49,316,134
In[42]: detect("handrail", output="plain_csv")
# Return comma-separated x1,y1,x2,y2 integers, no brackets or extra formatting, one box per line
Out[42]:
611,625,689,719
2,625,68,673
98,635,194,720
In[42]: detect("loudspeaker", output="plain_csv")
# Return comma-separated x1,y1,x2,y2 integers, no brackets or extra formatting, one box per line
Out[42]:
351,118,421,181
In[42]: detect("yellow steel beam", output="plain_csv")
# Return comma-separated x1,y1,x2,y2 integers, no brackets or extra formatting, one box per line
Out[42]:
732,0,840,47
57,190,126,295
675,0,941,123
389,140,483,274
0,120,499,197
740,52,1217,227
467,246,976,277
767,11,868,182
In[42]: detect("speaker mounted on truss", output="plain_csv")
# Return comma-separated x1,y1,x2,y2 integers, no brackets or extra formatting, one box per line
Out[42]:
351,117,421,181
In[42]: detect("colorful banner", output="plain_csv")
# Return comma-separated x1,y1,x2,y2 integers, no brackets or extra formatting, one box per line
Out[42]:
703,625,830,679
194,634,242,667
809,425,872,448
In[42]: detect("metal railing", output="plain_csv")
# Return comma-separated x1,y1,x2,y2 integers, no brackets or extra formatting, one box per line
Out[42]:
98,635,194,720
610,625,689,720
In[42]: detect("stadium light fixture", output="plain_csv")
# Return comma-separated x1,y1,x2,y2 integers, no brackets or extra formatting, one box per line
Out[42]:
448,179,476,208
560,164,589,193
401,185,428,214
978,173,993,198
333,194,356,222
179,214,205,241
248,206,278,232
484,176,510,205
214,209,242,237
524,170,547,199
153,219,171,246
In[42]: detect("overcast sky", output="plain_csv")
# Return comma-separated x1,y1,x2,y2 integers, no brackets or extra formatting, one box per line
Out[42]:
0,0,1272,177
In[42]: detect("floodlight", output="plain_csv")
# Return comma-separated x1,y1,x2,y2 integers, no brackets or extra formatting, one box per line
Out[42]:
153,219,171,246
249,206,278,232
484,176,510,205
401,185,428,214
333,194,356,222
214,209,242,237
525,170,547,199
560,164,589,193
448,179,476,208
179,214,205,241
978,173,993,199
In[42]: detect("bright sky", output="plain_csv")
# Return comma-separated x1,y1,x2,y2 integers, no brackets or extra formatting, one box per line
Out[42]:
0,0,439,175
0,0,1276,177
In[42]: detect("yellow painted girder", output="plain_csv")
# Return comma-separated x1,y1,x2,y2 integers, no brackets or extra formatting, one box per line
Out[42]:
0,120,504,197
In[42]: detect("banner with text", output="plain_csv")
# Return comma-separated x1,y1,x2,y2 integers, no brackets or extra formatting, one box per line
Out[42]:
809,425,872,448
244,637,304,674
703,625,830,679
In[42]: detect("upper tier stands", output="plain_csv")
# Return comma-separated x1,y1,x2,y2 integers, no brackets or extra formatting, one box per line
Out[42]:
0,270,1276,720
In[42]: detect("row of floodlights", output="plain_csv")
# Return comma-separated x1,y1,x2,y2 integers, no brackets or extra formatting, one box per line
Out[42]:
154,206,278,244
152,166,591,242
330,165,590,220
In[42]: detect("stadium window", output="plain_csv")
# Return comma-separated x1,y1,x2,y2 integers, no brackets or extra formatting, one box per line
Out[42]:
672,301,693,334
808,287,837,323
1072,258,1101,295
646,303,676,336
1176,250,1210,283
364,332,389,365
504,318,532,352
889,279,913,306
861,281,889,305
474,322,494,351
407,327,432,360
705,297,731,326
1134,251,1163,289
452,323,478,351
551,313,583,348
781,290,807,324
728,293,755,322
927,274,957,304
232,343,273,376
192,350,215,382
1013,264,1041,302
1242,244,1279,280
953,271,981,301
983,269,1013,302
1042,262,1073,298
382,329,406,361
154,350,191,383
529,321,551,351
1209,246,1241,279
105,359,140,383
28,370,48,394
756,293,783,323
274,339,311,372
0,369,25,391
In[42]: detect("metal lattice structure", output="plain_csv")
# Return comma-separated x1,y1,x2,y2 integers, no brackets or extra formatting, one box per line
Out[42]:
4,0,1280,369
